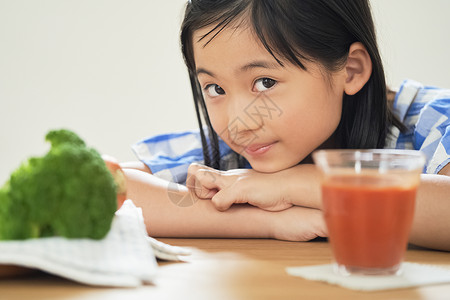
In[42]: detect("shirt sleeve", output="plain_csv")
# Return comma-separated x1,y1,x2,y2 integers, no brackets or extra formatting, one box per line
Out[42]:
414,93,450,174
391,79,450,174
131,128,244,184
131,130,206,184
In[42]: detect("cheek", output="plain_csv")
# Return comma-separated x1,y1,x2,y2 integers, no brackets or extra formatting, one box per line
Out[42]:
205,104,229,138
316,95,342,129
279,76,343,128
281,92,343,141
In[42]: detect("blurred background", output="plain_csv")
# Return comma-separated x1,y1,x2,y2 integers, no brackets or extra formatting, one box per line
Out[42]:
1,0,450,184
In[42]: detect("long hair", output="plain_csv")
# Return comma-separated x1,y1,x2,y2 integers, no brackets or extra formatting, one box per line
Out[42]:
180,0,403,169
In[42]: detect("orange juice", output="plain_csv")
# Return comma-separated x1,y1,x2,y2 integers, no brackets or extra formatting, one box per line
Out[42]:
322,175,417,271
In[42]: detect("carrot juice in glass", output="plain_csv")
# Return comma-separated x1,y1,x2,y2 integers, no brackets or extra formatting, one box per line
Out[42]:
312,150,425,276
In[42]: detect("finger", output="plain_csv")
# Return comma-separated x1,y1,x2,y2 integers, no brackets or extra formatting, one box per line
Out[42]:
210,183,285,212
210,187,243,211
192,169,223,199
211,191,233,211
196,168,223,188
186,164,223,199
186,163,213,189
186,175,215,199
186,163,206,190
187,162,216,176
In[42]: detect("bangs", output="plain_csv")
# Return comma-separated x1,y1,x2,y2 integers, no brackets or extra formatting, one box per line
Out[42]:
185,0,312,72
182,1,250,71
250,1,309,70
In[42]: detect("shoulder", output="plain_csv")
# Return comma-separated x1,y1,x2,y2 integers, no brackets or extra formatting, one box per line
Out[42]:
390,79,450,174
393,79,450,121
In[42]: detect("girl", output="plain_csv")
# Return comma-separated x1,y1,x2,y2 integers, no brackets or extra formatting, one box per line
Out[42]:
122,0,450,251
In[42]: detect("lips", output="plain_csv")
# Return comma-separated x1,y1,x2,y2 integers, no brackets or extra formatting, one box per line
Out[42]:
244,142,277,156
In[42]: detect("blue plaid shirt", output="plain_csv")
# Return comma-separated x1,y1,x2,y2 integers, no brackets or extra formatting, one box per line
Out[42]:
132,129,245,184
386,79,450,174
133,79,450,183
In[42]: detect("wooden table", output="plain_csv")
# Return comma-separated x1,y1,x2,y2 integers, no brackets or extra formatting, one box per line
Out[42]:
1,238,450,300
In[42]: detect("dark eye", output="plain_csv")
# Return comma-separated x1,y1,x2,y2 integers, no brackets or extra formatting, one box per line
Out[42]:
205,84,225,97
254,78,277,92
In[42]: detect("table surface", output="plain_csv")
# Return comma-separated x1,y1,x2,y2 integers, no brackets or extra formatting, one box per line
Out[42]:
1,238,450,300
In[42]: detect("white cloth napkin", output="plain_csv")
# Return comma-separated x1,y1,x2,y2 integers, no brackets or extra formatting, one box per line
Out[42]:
286,263,450,291
147,236,191,261
0,200,190,287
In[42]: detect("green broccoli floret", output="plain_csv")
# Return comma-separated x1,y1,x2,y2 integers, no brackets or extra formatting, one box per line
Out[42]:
0,129,117,240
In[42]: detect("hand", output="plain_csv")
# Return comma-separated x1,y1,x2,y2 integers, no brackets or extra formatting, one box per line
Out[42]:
270,206,328,241
102,154,127,209
186,163,293,212
272,206,328,242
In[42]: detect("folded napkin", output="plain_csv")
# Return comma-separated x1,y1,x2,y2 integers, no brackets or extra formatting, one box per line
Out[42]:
286,263,450,291
0,200,189,287
147,236,191,261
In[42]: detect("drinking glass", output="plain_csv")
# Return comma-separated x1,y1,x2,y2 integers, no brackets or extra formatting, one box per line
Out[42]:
312,149,426,276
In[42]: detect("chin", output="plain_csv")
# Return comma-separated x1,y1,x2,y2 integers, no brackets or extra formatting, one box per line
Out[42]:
248,161,292,174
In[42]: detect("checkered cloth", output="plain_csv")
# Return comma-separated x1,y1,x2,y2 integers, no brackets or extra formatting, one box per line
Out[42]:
133,79,450,183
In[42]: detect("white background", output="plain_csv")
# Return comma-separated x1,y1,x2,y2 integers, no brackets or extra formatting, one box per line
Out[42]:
1,0,450,184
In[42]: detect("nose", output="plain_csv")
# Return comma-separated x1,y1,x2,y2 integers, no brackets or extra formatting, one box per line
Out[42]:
225,93,264,145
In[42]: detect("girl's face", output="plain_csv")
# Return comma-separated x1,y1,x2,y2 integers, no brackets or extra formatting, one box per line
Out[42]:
193,24,347,173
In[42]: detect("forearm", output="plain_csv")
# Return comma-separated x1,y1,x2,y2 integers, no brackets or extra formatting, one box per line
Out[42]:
409,174,450,251
124,168,273,238
120,161,151,173
123,168,326,240
281,164,322,209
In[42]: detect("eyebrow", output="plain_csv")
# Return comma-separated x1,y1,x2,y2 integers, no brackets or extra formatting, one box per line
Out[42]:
196,60,281,77
239,60,281,72
196,67,215,77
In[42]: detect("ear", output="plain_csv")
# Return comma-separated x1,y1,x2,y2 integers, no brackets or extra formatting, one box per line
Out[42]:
344,42,372,95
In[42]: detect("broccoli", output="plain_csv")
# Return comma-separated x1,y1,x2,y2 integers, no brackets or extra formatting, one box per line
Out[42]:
0,129,117,240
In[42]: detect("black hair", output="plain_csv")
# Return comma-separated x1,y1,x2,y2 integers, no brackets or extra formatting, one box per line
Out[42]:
180,0,404,169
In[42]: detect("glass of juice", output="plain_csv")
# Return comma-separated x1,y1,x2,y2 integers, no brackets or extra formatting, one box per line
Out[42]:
312,149,425,276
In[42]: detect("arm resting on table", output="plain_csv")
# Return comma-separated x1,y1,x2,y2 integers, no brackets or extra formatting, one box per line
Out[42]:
410,173,450,251
122,168,326,240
